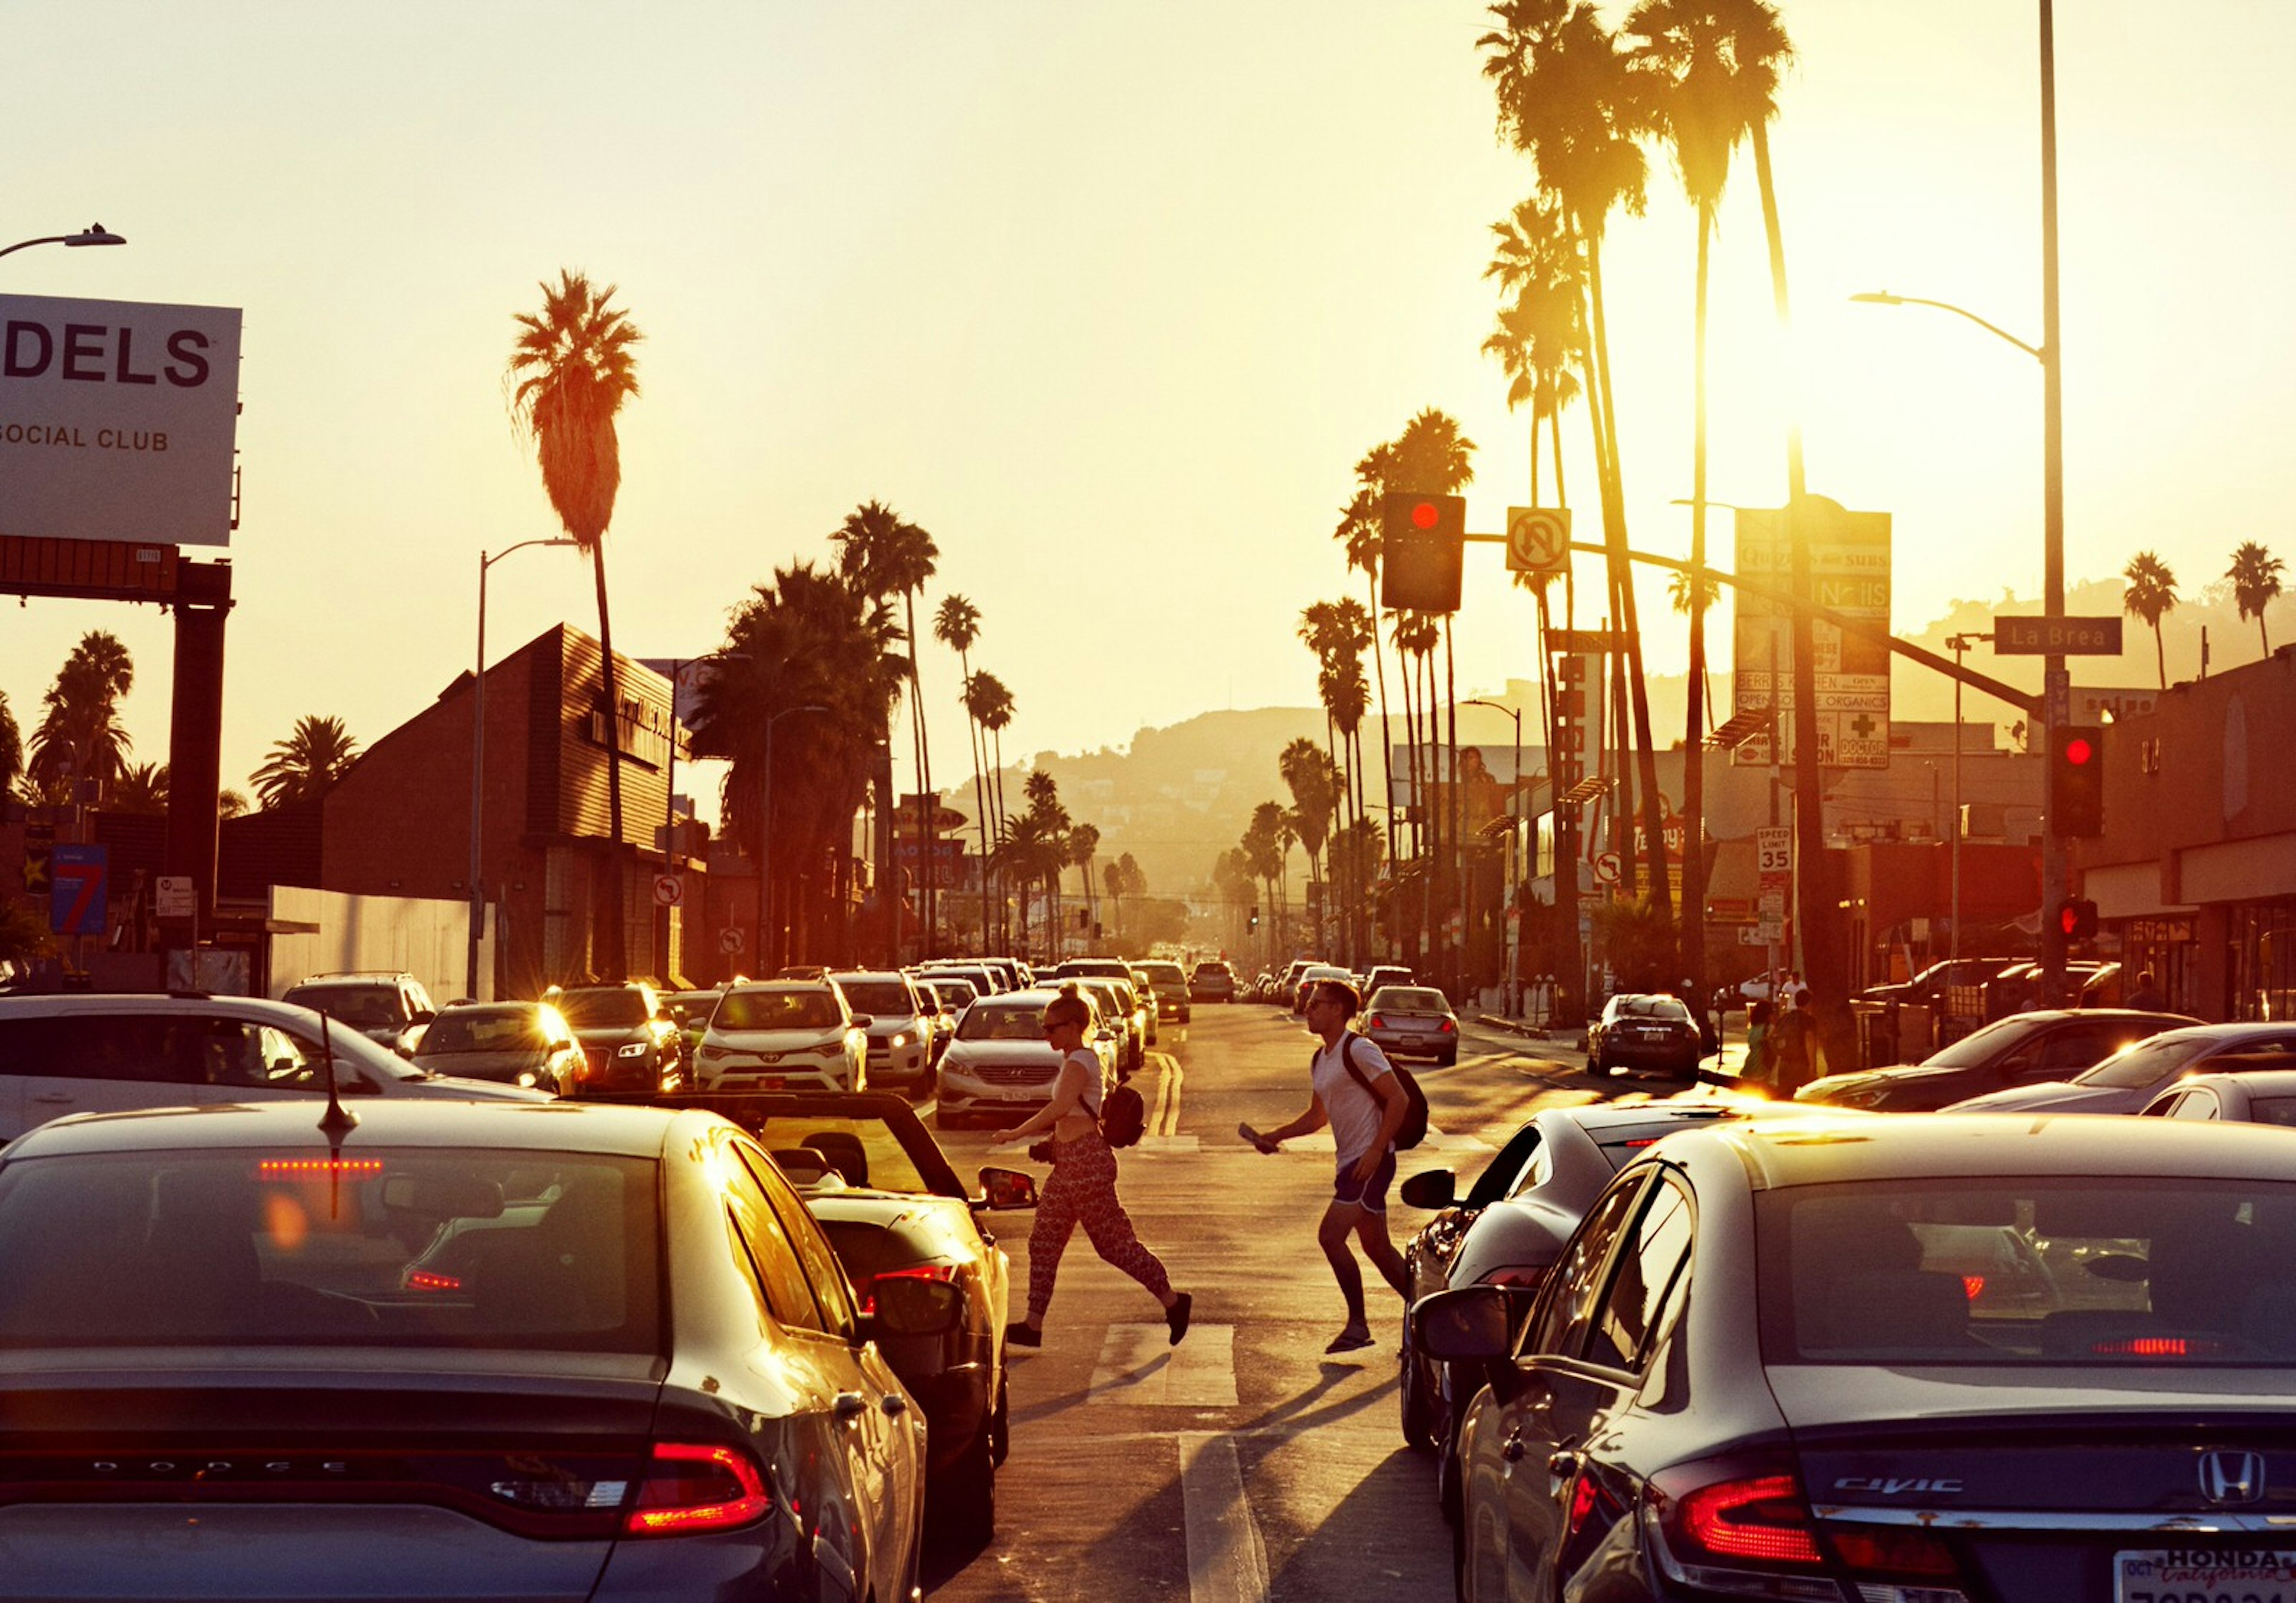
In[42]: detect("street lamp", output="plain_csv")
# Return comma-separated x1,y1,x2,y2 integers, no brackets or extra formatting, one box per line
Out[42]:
0,224,126,262
758,703,830,971
1463,698,1525,1015
468,537,579,999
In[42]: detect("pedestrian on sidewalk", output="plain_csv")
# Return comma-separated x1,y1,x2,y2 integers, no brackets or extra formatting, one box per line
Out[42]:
989,987,1190,1349
1240,978,1411,1354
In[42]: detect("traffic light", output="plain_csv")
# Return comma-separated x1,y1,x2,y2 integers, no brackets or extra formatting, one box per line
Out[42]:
2057,897,2099,941
1379,491,1466,612
2053,723,2104,838
1248,906,1260,932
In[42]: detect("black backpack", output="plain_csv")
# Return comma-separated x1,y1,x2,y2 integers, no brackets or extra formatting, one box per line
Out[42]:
1098,1081,1147,1148
1327,1034,1429,1150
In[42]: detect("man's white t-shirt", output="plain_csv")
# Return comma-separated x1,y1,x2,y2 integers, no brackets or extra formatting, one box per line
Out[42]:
1312,1033,1396,1165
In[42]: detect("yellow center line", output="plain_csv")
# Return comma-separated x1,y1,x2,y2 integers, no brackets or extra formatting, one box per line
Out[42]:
1147,1052,1184,1135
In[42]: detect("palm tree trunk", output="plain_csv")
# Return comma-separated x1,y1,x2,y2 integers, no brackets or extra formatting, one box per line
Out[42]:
2154,622,2167,691
904,590,933,959
590,545,628,978
1368,573,1396,868
1681,202,1714,1000
991,728,1010,949
1443,618,1461,994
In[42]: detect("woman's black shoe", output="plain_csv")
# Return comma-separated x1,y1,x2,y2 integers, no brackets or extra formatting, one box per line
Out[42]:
1005,1320,1042,1348
1165,1292,1193,1346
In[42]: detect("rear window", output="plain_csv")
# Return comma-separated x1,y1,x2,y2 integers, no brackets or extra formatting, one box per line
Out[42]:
421,1007,553,1054
284,985,401,1029
1373,988,1449,1012
552,989,649,1028
1613,997,1690,1021
716,990,840,1031
0,1149,659,1352
1141,964,1186,987
1760,1178,2296,1366
835,982,915,1017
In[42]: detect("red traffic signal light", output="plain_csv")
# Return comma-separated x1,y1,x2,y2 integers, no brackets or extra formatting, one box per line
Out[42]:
1379,492,1466,612
2053,723,2104,838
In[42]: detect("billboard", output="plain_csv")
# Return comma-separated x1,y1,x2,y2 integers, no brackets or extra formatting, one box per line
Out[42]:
1730,497,1892,769
0,294,243,546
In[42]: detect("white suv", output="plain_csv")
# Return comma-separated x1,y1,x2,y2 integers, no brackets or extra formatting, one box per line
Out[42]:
0,993,546,1145
694,981,869,1092
827,971,933,1094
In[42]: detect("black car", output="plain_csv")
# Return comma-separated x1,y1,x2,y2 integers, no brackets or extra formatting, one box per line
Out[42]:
549,982,687,1096
409,999,584,1092
670,1090,1037,1543
1422,1113,2296,1603
0,1098,937,1601
1797,1006,2197,1110
1131,961,1193,1025
1587,993,1702,1078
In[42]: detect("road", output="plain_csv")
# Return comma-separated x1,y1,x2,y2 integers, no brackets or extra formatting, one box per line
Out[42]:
914,1002,1673,1602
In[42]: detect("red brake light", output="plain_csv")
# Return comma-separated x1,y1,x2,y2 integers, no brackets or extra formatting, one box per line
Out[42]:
259,1158,385,1177
1368,1013,1387,1030
1438,1018,1457,1033
2090,1336,2227,1358
1961,1275,1985,1301
406,1270,462,1291
626,1443,772,1537
1827,1526,1961,1578
857,1262,957,1317
1651,1465,1822,1571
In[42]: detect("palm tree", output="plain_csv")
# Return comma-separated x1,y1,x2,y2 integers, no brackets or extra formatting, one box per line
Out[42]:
0,689,21,800
250,716,361,810
965,670,1016,949
506,270,644,976
1242,802,1289,955
934,595,993,936
1280,737,1339,947
28,631,135,799
1333,484,1397,869
2123,552,2179,689
1067,822,1101,943
106,762,169,816
219,789,249,820
833,501,941,952
2228,541,2285,657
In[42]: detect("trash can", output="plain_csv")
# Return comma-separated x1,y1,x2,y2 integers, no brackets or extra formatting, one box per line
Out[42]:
1851,1000,1895,1069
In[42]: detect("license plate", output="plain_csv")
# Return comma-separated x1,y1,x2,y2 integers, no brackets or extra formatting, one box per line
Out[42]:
757,1075,783,1091
2117,1548,2296,1602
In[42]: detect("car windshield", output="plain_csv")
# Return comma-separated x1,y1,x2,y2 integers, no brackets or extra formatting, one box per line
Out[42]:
286,985,399,1028
1760,1177,2296,1366
960,1004,1051,1042
716,990,841,1031
1141,964,1185,987
419,1007,554,1054
1374,988,1449,1013
835,982,915,1017
0,1148,659,1351
924,981,977,1008
1920,1014,2046,1070
747,1115,931,1195
552,989,649,1028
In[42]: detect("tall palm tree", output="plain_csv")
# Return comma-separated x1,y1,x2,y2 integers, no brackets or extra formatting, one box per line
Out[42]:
2123,552,2179,689
970,673,1017,949
0,690,19,799
2228,541,2285,657
935,595,992,941
28,630,135,799
506,270,644,976
833,501,941,952
1334,484,1397,869
250,716,361,810
106,762,168,817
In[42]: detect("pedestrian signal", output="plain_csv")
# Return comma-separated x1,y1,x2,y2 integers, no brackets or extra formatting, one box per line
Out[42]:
2057,897,2099,940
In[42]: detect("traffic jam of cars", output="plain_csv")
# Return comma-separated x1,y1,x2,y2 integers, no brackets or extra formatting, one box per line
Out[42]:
10,952,2296,1603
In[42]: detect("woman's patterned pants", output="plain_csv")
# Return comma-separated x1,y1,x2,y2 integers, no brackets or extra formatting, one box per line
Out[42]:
1027,1129,1172,1321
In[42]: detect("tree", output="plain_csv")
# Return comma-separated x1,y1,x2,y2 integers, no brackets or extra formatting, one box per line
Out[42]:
27,631,135,799
0,689,19,798
1278,737,1339,899
250,716,361,810
1241,802,1290,957
2123,551,2179,689
966,671,1017,951
107,762,169,816
1067,822,1101,940
507,270,644,976
219,789,250,820
935,595,993,941
833,500,941,952
2228,540,2285,658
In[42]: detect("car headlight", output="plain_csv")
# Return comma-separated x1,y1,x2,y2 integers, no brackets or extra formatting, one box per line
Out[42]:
889,1033,908,1049
616,1042,648,1058
698,1045,729,1063
517,1071,539,1088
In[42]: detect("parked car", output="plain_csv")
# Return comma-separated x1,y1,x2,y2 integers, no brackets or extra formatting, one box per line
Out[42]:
0,1097,936,1601
1396,1096,1821,1520
1799,1007,2199,1111
1857,955,2022,1007
1947,1019,2296,1115
1277,959,1319,1008
1421,1112,2296,1603
935,988,1112,1129
408,1000,584,1092
1188,961,1238,1004
1586,992,1702,1079
1071,977,1147,1073
2140,1059,2296,1124
685,1090,1038,1543
1044,958,1134,984
1361,985,1460,1066
547,982,687,1097
279,970,438,1053
827,971,935,1096
693,981,869,1093
0,992,546,1143
1131,961,1192,1025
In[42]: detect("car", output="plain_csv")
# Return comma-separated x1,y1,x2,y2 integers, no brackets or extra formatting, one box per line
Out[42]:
279,970,438,1053
677,1090,1039,1543
917,963,1004,1002
0,991,547,1142
1131,961,1192,1025
2141,1059,2296,1124
1362,984,1461,1066
1188,961,1238,1004
546,983,688,1097
408,1000,584,1092
1396,1096,1821,1522
1857,955,2022,1007
1420,1112,2296,1603
0,1097,936,1601
1946,1019,2296,1115
1798,1007,2199,1110
1361,964,1415,1000
1293,962,1351,1014
1045,957,1134,983
694,981,869,1093
913,976,975,1063
1277,959,1320,1008
1586,992,1703,1079
828,971,935,1095
935,987,1112,1129
660,987,725,1063
1071,977,1146,1075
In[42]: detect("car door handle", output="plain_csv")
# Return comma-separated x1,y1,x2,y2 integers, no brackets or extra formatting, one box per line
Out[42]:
880,1393,908,1418
30,1094,74,1104
832,1391,868,1423
1548,1450,1582,1477
1501,1431,1527,1464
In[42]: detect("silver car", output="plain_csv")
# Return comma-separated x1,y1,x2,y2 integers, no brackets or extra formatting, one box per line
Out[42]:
1361,984,1460,1066
1946,1021,2296,1115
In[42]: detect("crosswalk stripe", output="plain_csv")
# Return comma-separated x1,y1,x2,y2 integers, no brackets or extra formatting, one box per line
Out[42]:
1089,1323,1238,1407
1179,1432,1270,1603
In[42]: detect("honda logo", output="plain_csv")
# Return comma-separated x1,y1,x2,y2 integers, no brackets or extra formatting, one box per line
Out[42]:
2200,1451,2267,1506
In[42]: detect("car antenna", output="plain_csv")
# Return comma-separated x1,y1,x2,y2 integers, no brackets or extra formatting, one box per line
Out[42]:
315,1008,358,1140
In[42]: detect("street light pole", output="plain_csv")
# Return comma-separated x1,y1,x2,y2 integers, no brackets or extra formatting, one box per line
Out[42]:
469,538,579,1000
0,224,126,262
1944,632,1993,963
758,704,829,973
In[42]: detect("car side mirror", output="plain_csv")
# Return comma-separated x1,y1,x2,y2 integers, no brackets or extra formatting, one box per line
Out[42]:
1399,1169,1457,1210
849,1015,874,1030
1413,1285,1516,1363
866,1277,963,1339
979,1167,1039,1210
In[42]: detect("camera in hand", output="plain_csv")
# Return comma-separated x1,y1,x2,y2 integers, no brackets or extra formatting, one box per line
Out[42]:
1028,1138,1057,1164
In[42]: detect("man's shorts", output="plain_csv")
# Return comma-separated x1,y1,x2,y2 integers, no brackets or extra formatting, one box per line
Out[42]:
1332,1147,1398,1213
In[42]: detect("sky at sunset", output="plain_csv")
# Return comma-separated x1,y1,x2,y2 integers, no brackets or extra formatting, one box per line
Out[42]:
8,1,2293,830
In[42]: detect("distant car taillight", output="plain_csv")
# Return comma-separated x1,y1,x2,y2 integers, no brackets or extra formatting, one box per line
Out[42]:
626,1442,772,1537
1368,1013,1387,1030
1438,1018,1457,1034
